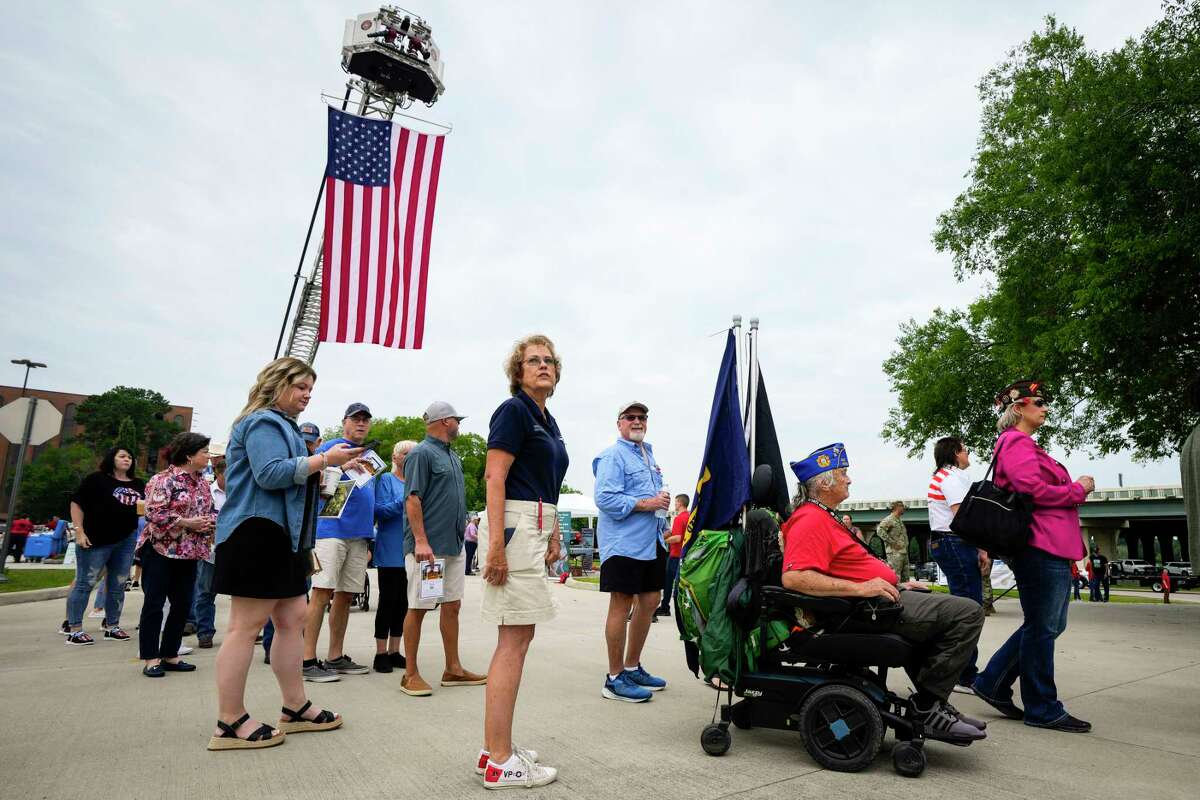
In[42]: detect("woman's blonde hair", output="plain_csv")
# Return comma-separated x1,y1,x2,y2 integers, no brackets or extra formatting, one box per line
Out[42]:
996,403,1024,433
504,334,562,397
236,358,317,424
392,439,418,460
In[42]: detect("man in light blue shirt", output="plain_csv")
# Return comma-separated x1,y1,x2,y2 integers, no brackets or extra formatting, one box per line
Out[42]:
592,401,670,703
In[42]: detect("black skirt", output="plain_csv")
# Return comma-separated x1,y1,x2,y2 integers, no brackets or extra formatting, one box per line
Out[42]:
213,518,309,599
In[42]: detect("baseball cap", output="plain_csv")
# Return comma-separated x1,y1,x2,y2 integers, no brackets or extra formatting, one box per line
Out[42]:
298,422,321,443
423,401,466,424
343,402,372,419
617,400,649,419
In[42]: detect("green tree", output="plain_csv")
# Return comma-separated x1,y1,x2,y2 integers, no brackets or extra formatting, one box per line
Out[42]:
884,3,1200,460
363,416,489,510
75,387,181,464
9,443,98,520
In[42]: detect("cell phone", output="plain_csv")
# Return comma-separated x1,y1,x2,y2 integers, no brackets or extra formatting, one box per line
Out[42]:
361,439,381,451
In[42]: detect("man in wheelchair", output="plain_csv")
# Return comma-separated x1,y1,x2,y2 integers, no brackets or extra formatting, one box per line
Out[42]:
781,443,987,744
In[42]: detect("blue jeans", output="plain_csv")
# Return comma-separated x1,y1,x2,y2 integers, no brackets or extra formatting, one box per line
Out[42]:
66,533,137,628
975,547,1072,726
1088,577,1101,601
929,533,982,684
659,556,680,611
189,560,217,639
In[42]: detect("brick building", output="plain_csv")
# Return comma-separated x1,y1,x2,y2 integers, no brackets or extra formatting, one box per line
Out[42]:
0,385,193,519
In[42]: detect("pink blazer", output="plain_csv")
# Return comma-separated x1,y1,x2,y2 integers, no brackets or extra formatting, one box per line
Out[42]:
993,428,1087,561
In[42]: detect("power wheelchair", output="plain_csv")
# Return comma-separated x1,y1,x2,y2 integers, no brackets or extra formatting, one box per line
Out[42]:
694,467,974,777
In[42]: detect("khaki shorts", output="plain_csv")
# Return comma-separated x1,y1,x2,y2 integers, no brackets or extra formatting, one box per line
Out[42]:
405,549,466,610
478,499,557,625
311,537,370,593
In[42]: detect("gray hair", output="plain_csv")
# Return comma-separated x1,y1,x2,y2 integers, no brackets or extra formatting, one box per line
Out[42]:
794,470,840,504
997,403,1023,433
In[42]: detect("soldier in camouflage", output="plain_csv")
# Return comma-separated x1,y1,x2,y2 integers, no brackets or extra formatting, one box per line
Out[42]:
876,501,910,581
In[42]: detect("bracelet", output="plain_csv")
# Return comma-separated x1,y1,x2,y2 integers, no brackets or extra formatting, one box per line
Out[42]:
320,452,328,469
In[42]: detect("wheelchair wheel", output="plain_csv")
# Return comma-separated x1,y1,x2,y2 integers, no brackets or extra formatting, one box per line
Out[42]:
700,724,732,756
797,684,883,773
729,700,753,730
892,740,926,777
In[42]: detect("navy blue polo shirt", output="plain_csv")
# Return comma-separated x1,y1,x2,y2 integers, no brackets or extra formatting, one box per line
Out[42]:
487,391,569,503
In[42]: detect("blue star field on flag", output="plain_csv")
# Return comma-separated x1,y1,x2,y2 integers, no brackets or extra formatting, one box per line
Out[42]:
326,108,392,186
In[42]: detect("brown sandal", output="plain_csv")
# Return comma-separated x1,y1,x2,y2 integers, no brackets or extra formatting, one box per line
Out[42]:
279,700,342,734
207,713,285,751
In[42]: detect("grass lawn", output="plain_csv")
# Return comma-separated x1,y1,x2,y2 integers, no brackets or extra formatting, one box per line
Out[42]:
926,582,1163,604
0,569,74,594
573,575,600,584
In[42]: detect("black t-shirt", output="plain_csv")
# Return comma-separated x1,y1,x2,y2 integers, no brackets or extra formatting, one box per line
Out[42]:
1089,554,1108,575
486,391,569,504
71,471,145,546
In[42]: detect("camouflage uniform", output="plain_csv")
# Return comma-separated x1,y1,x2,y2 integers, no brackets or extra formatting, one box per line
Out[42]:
982,570,995,615
877,512,909,581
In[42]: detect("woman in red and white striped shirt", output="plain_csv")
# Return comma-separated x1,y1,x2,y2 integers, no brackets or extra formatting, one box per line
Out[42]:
926,437,990,694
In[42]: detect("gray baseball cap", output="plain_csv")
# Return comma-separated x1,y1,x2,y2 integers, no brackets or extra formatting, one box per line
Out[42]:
617,400,649,419
423,401,466,424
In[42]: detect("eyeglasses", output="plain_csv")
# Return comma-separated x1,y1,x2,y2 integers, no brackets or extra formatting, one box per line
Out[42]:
620,414,648,422
524,356,558,368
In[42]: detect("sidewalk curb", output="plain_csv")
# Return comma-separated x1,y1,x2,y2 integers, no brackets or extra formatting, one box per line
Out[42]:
565,577,598,591
0,586,71,606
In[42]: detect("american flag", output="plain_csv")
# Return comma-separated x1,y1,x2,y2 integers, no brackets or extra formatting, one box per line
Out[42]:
320,107,446,349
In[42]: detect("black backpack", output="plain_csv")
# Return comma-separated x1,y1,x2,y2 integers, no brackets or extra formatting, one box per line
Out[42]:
950,437,1033,558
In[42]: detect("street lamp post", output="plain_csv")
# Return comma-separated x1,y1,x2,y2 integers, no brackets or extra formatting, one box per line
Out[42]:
1,359,48,582
11,359,47,397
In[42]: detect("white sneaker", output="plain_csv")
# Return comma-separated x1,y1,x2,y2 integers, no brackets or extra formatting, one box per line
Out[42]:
482,751,557,789
176,645,193,656
87,609,105,619
476,746,539,775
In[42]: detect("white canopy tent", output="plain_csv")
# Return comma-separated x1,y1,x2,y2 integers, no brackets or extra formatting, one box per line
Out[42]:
555,492,599,528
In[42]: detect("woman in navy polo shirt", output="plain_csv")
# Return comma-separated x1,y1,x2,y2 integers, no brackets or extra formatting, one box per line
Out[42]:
476,334,568,789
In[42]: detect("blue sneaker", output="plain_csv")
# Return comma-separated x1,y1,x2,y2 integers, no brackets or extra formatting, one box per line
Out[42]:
602,673,652,703
623,664,667,692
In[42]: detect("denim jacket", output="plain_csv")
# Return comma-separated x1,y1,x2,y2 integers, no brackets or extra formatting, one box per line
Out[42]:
216,409,312,553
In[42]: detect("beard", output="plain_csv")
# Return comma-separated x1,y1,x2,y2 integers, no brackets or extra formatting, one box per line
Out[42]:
628,430,645,443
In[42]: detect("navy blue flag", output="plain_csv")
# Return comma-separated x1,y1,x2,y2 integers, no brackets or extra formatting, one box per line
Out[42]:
685,330,750,545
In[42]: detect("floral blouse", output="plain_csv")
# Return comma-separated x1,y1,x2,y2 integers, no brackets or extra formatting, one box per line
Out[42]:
138,466,216,560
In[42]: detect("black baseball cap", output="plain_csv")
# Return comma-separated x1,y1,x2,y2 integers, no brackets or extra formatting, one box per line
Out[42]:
343,402,372,419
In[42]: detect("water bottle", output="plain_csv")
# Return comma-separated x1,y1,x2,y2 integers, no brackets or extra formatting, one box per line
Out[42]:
656,481,670,519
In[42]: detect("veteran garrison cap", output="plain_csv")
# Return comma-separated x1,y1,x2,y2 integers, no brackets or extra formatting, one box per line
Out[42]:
790,443,849,483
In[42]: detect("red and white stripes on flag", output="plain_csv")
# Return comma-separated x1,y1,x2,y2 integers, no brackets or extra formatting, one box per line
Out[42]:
320,110,446,349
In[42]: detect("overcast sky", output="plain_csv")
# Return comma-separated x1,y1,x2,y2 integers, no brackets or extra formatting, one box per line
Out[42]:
0,1,1182,502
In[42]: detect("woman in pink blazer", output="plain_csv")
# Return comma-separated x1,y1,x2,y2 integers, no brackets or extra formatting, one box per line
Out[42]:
972,380,1096,733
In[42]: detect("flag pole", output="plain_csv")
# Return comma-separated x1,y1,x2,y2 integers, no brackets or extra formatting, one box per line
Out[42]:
732,315,744,428
748,317,759,471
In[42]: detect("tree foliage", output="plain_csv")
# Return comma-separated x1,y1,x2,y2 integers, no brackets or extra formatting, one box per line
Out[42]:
362,416,489,511
10,443,98,521
884,2,1200,459
75,387,181,464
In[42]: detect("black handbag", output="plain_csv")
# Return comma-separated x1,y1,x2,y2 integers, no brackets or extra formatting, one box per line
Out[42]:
950,437,1033,557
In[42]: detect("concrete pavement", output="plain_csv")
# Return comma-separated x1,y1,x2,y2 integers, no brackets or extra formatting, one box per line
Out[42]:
1,573,1197,799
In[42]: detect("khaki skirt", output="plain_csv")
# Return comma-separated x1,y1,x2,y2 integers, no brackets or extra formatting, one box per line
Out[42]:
478,499,557,625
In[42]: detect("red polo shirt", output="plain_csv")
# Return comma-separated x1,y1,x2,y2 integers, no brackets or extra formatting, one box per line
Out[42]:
782,504,897,585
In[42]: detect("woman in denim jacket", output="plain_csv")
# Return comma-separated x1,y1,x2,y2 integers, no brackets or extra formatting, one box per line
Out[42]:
207,357,361,751
973,380,1096,733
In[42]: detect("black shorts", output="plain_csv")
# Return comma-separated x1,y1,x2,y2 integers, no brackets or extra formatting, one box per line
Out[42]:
600,545,667,595
213,518,309,599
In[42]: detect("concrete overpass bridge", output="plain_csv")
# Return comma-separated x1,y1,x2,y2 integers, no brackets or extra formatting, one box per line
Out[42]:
839,485,1189,565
